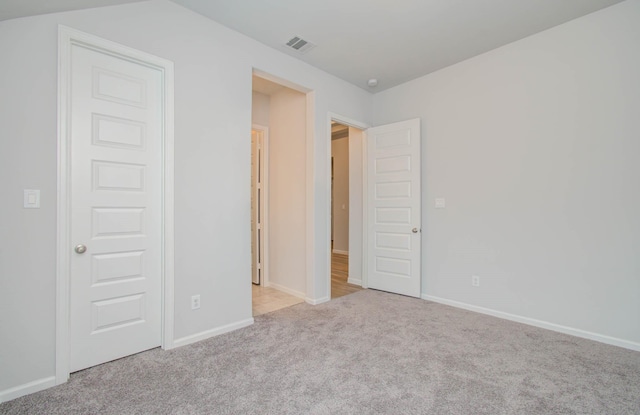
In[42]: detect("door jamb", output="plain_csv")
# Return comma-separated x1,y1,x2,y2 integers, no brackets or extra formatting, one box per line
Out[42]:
56,25,175,384
251,124,269,287
327,113,369,299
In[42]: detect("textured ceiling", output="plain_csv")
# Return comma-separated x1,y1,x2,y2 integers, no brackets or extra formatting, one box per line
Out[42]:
0,0,145,21
172,0,625,91
0,0,627,91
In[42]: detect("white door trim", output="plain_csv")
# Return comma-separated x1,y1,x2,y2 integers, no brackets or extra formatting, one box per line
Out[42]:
361,129,370,290
56,25,175,385
305,92,317,303
251,124,269,286
327,113,369,298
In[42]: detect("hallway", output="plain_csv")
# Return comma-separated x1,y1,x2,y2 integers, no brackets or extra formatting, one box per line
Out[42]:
252,252,362,315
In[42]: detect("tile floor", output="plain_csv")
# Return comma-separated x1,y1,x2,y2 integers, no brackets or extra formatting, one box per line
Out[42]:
251,284,304,316
252,253,364,316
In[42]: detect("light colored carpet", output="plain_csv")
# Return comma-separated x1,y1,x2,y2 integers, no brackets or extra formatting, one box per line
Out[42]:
2,289,639,414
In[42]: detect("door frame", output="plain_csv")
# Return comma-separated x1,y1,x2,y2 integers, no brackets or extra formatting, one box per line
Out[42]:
251,124,270,287
326,113,369,298
55,25,175,385
252,69,318,302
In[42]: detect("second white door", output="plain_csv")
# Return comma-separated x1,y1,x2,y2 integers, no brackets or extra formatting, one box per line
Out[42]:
366,119,421,298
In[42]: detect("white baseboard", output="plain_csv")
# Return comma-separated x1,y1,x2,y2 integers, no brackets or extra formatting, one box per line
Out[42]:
265,280,327,304
267,282,306,299
347,278,362,286
306,296,330,305
422,294,640,352
332,249,349,255
172,318,254,349
0,376,56,404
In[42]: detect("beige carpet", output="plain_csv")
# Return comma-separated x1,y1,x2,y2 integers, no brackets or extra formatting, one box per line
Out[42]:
2,289,639,414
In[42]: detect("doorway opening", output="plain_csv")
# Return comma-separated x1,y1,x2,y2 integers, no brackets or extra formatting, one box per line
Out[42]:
330,121,364,299
250,73,309,315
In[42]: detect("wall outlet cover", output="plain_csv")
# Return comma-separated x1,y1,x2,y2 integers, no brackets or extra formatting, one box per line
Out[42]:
191,295,201,310
471,275,480,287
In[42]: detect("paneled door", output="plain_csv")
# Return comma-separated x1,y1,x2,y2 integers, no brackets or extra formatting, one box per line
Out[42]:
366,119,421,298
69,42,163,371
251,129,265,285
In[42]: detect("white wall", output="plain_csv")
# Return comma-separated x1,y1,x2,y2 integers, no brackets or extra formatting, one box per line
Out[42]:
251,91,270,126
347,127,364,284
0,0,372,399
268,88,307,295
373,0,640,348
331,137,349,253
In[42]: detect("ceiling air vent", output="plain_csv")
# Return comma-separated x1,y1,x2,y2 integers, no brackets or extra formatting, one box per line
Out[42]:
285,36,316,54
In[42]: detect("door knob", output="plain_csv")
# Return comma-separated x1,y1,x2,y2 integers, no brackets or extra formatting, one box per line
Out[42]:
74,244,87,254
412,228,419,233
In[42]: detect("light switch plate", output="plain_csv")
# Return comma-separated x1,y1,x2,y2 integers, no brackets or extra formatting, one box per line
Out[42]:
24,189,41,209
435,198,446,209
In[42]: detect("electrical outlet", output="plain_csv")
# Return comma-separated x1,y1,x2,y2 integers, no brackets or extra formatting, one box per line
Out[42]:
471,275,480,287
191,295,201,310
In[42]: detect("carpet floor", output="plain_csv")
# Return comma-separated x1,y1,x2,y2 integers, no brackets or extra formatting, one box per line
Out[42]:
2,289,639,414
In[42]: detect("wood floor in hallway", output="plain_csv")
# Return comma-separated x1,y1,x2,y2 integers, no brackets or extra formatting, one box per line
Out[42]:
330,253,363,299
252,252,363,316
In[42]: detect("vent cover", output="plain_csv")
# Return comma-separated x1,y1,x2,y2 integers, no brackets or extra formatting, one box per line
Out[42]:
285,36,316,54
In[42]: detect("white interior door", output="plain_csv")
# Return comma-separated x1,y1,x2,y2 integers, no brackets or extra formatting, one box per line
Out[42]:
69,43,163,371
366,118,421,298
251,129,265,285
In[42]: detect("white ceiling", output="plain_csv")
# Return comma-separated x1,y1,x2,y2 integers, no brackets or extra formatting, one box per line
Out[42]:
172,0,625,91
0,0,145,21
1,0,626,91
